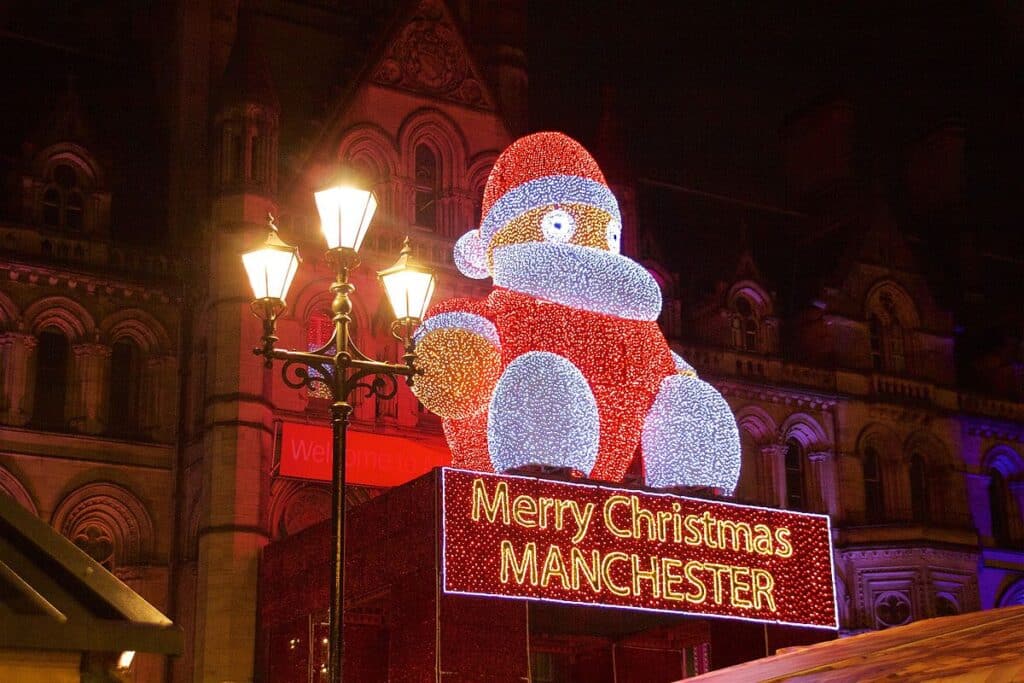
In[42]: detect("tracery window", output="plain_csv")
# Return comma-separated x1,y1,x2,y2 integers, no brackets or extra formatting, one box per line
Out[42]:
33,329,69,430
868,291,909,373
108,339,141,436
875,592,911,628
784,439,805,511
910,453,929,524
41,163,85,232
306,310,335,402
990,469,1011,545
731,296,758,351
863,446,885,523
414,144,439,229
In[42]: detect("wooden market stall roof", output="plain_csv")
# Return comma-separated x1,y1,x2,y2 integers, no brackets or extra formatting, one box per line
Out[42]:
0,493,181,656
689,605,1024,682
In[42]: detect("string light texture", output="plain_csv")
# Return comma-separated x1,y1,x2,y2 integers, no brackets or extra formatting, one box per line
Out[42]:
414,131,742,489
442,469,838,628
642,375,742,494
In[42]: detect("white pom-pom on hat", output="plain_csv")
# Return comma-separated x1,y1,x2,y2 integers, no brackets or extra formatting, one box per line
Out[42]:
454,229,489,279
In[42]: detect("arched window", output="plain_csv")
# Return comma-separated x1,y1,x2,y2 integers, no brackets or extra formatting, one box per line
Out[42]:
108,339,141,436
784,439,805,510
868,291,910,374
732,296,758,351
889,320,906,372
41,163,85,232
33,329,69,430
863,446,884,523
990,470,1010,545
306,310,335,402
42,188,61,227
868,315,884,371
414,144,439,229
910,454,929,523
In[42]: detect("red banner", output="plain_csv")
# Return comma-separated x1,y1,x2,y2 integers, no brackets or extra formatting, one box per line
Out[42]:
276,421,451,487
441,468,837,628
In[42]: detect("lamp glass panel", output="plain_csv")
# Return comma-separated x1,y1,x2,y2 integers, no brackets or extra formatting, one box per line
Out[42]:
314,187,377,251
382,269,436,320
242,246,300,302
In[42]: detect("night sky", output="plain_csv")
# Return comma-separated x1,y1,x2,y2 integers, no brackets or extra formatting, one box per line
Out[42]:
528,2,1023,226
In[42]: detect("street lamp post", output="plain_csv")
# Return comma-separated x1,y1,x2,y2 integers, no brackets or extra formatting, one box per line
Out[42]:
242,187,435,683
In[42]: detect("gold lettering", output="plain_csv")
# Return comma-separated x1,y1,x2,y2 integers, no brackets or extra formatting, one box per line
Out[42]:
718,519,753,553
571,547,602,592
511,494,538,528
774,527,793,558
661,558,685,602
752,524,774,555
540,545,569,589
569,501,596,544
684,560,707,603
730,566,753,609
601,552,631,596
631,496,659,541
630,554,661,598
683,514,702,545
499,540,537,585
472,479,509,525
752,569,776,612
603,496,633,539
704,562,730,605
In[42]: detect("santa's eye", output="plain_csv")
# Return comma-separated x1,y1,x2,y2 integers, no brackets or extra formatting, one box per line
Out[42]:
540,209,576,242
606,219,622,253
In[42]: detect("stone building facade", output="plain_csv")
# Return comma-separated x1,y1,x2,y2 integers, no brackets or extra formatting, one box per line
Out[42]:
0,1,1021,681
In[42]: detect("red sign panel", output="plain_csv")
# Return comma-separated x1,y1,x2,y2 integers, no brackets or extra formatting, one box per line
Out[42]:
276,421,451,487
441,468,837,628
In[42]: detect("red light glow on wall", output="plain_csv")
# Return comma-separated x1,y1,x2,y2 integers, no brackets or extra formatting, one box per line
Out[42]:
441,468,837,628
276,421,451,487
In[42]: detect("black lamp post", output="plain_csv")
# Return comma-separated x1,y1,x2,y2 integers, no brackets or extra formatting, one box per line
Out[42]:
242,188,436,682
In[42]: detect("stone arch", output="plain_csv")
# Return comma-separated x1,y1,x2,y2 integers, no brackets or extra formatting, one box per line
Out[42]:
982,444,1024,479
0,465,38,515
467,150,499,227
291,279,370,342
51,482,154,567
32,143,105,188
24,296,95,341
0,291,20,331
100,308,173,354
735,405,778,445
727,280,773,317
855,423,901,461
780,413,829,451
336,124,399,182
864,280,920,329
397,108,468,188
997,576,1024,607
268,479,331,539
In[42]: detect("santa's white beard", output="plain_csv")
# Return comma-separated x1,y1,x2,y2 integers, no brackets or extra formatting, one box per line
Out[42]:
491,242,663,321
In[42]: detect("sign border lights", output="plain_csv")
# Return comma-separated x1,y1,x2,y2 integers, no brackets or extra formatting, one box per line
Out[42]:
440,468,838,630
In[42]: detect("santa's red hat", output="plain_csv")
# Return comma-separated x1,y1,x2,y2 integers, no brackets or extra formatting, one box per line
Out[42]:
454,132,621,279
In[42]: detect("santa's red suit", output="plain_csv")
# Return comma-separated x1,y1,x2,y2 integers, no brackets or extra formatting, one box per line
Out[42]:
412,132,741,491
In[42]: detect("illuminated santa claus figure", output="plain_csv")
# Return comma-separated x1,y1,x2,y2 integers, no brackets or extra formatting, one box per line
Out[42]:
413,132,741,492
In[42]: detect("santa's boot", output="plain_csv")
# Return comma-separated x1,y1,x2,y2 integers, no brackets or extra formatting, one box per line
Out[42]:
641,374,741,494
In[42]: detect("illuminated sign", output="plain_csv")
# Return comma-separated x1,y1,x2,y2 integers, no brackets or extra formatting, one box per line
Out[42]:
441,468,837,628
275,421,451,487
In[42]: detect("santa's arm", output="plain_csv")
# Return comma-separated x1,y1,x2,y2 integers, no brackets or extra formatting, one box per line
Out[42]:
412,305,502,420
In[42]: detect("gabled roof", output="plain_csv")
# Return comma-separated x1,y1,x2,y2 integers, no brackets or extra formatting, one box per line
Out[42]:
688,606,1024,682
0,493,181,655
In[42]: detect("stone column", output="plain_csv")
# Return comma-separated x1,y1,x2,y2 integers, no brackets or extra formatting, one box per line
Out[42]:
0,332,37,426
808,450,838,516
142,353,178,442
1010,482,1024,543
884,457,912,522
69,342,111,434
760,444,787,508
963,473,992,541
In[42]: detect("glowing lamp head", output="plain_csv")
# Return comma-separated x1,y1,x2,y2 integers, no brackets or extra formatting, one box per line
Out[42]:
242,217,301,309
378,237,436,322
314,185,377,252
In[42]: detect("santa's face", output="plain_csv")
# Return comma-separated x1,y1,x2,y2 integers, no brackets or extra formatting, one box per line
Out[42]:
486,203,620,271
487,203,661,322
